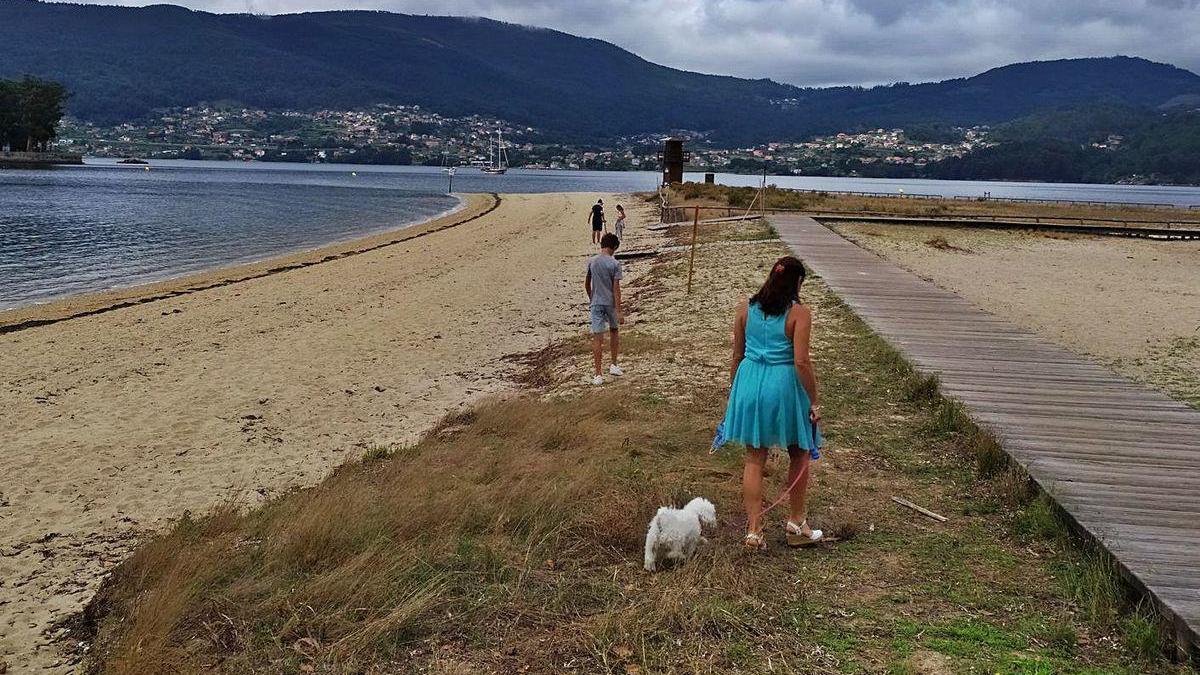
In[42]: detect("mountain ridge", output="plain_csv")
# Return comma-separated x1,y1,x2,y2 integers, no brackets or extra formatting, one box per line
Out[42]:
3,1,1199,143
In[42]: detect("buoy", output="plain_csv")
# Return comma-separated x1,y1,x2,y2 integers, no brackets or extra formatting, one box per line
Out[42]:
144,166,150,171
351,171,357,176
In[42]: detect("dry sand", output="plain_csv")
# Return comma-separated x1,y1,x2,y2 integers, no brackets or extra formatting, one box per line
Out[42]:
832,223,1200,406
0,191,645,672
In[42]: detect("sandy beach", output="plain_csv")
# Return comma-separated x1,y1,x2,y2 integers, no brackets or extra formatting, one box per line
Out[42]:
0,191,641,672
831,223,1200,406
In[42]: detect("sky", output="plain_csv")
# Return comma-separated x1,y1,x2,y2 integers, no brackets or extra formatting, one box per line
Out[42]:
53,0,1200,87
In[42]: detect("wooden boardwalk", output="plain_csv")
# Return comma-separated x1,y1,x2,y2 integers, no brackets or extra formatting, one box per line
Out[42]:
773,215,1200,653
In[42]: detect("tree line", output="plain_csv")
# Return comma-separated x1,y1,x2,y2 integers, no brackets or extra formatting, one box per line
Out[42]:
0,77,68,152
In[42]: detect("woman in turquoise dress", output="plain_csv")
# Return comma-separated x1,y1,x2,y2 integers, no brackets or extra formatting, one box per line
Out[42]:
720,255,823,550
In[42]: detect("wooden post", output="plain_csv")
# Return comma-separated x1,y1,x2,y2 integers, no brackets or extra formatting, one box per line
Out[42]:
686,205,699,294
761,168,768,217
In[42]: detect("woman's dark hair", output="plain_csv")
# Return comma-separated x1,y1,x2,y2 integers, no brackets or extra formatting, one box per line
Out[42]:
749,256,806,316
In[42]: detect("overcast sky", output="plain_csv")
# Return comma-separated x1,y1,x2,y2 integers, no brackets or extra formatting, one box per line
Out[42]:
54,0,1200,87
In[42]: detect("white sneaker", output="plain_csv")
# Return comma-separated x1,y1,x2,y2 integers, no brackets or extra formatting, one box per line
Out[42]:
591,375,604,386
609,364,624,377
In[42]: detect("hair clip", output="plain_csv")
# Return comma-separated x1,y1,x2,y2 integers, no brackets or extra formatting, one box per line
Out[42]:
773,263,785,274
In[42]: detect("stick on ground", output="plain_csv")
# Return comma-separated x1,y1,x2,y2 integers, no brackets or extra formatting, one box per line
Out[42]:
891,496,949,522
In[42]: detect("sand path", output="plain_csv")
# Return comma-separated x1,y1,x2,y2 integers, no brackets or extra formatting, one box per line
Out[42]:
832,223,1200,406
0,192,624,672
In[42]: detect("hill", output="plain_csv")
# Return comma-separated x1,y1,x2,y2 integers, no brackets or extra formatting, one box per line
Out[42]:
929,105,1200,184
3,1,1200,143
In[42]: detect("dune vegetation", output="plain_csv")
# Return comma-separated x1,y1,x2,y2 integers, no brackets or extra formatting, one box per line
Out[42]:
663,182,1200,225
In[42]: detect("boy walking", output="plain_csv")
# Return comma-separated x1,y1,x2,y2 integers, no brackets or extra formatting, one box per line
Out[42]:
585,232,624,385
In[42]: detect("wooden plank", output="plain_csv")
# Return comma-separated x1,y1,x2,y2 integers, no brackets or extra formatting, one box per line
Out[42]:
974,413,1200,439
773,214,1200,651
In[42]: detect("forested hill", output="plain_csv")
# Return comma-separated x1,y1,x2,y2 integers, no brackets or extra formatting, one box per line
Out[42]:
3,0,1200,143
929,104,1200,184
0,0,794,140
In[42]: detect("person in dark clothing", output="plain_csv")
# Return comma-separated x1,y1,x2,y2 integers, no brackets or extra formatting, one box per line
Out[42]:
589,198,606,244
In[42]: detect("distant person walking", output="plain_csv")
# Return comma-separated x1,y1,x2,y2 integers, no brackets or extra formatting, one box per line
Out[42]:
614,204,627,241
585,232,624,385
717,256,823,550
589,198,606,244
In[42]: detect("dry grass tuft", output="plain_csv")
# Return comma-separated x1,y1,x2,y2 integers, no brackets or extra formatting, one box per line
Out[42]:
924,237,974,254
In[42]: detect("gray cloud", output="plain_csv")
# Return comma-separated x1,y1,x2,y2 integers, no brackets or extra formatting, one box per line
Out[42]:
49,0,1200,86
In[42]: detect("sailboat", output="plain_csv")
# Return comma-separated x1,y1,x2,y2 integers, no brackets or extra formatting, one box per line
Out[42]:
481,129,508,175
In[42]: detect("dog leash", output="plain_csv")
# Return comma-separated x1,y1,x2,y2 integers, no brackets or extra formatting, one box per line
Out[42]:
712,420,821,520
756,460,810,519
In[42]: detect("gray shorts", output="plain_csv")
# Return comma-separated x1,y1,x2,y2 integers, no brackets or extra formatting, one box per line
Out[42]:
590,305,618,333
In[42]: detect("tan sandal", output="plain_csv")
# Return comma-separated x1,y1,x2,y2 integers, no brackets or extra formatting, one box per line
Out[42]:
785,520,824,547
743,531,767,551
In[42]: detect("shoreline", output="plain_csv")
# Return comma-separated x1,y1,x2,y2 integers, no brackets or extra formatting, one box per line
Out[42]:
0,193,493,334
0,150,84,167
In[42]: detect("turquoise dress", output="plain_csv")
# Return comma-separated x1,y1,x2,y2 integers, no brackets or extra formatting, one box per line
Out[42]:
720,301,822,458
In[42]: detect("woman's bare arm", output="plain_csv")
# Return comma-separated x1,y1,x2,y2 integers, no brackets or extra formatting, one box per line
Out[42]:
730,301,748,384
790,304,819,408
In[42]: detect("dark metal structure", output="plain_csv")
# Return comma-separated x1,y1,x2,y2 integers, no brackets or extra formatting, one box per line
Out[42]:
658,137,689,185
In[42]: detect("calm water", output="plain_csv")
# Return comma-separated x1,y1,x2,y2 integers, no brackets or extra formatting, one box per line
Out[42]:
3,159,1200,310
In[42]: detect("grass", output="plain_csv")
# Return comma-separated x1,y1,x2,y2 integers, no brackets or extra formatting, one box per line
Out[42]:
660,181,1200,225
1125,602,1169,661
360,444,393,461
1014,495,1064,540
1059,545,1125,625
75,210,1194,673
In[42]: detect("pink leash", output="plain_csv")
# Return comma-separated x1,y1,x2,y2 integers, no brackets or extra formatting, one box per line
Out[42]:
757,459,810,519
712,418,821,521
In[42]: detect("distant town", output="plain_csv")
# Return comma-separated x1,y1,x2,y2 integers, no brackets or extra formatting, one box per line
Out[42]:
55,104,996,176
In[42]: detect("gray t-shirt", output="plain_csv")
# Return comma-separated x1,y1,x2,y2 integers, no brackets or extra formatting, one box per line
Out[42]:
587,253,623,307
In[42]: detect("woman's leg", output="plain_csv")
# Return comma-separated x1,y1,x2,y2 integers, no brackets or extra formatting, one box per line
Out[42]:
786,447,813,530
743,448,768,533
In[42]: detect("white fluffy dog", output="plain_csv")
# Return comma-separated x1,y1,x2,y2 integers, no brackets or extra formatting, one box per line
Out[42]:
643,497,717,572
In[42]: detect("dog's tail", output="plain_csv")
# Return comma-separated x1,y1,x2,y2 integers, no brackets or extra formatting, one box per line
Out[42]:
643,513,660,572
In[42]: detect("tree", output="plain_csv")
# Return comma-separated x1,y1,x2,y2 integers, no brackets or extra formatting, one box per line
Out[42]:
0,80,17,150
0,77,68,152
